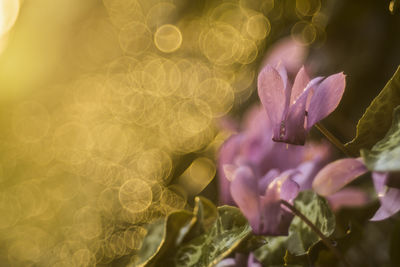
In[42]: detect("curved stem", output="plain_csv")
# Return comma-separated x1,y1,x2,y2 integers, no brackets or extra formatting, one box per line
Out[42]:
315,123,353,157
281,200,351,267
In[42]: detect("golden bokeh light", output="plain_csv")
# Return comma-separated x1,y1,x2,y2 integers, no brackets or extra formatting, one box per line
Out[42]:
119,21,152,55
12,101,50,143
246,13,271,40
154,24,182,53
291,20,317,45
178,157,216,196
119,179,153,213
0,0,321,265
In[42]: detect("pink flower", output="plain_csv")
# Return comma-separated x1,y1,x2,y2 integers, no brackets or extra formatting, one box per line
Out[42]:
218,106,331,235
257,65,346,145
312,158,400,220
229,166,299,235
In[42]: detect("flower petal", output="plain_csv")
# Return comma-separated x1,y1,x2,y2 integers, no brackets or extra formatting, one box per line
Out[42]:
306,72,346,129
247,253,262,267
280,86,310,145
327,187,369,211
371,172,400,221
258,168,280,194
290,66,310,105
257,65,286,127
292,161,318,190
271,169,300,202
230,166,261,231
241,107,273,167
218,134,243,205
312,158,368,196
273,77,323,145
259,186,294,235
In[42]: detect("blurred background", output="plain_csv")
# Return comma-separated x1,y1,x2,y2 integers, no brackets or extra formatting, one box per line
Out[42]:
0,0,399,266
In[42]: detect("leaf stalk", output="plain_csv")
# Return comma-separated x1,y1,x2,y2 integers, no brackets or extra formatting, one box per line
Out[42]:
281,200,351,267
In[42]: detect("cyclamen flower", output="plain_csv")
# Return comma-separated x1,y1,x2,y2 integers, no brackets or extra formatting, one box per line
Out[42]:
257,65,346,145
312,158,400,220
218,105,331,235
229,166,299,235
218,106,330,205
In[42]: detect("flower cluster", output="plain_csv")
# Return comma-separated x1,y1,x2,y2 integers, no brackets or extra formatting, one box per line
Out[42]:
218,39,399,239
219,104,331,235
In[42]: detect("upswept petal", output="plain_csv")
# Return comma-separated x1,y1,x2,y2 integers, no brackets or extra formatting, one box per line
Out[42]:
218,134,243,205
306,72,346,129
269,169,300,201
257,66,286,127
281,84,310,145
292,161,319,190
258,169,280,194
327,187,369,211
276,63,289,94
241,108,273,166
371,172,400,221
273,76,323,145
290,66,310,105
312,158,368,196
259,182,289,235
230,166,261,232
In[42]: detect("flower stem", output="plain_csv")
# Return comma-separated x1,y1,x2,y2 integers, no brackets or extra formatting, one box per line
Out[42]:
281,200,351,267
315,123,353,157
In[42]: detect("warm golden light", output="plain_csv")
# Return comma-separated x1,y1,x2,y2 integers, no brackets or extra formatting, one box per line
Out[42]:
154,24,182,53
0,0,20,37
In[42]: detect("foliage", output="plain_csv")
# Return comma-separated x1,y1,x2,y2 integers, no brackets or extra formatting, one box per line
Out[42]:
254,191,335,266
136,197,255,267
361,105,400,171
346,66,400,155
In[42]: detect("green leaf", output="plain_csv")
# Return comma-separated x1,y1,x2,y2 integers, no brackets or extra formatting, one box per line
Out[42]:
137,219,165,265
236,234,269,253
173,206,252,267
287,191,335,256
184,196,218,242
137,210,193,267
361,106,400,171
345,66,400,155
254,236,288,266
254,192,335,266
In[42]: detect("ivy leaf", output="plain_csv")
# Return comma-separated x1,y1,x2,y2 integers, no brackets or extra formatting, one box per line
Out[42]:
345,66,400,155
173,206,252,267
184,196,218,241
136,219,165,265
236,234,269,253
361,106,400,171
287,191,336,256
137,210,193,267
254,236,288,266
